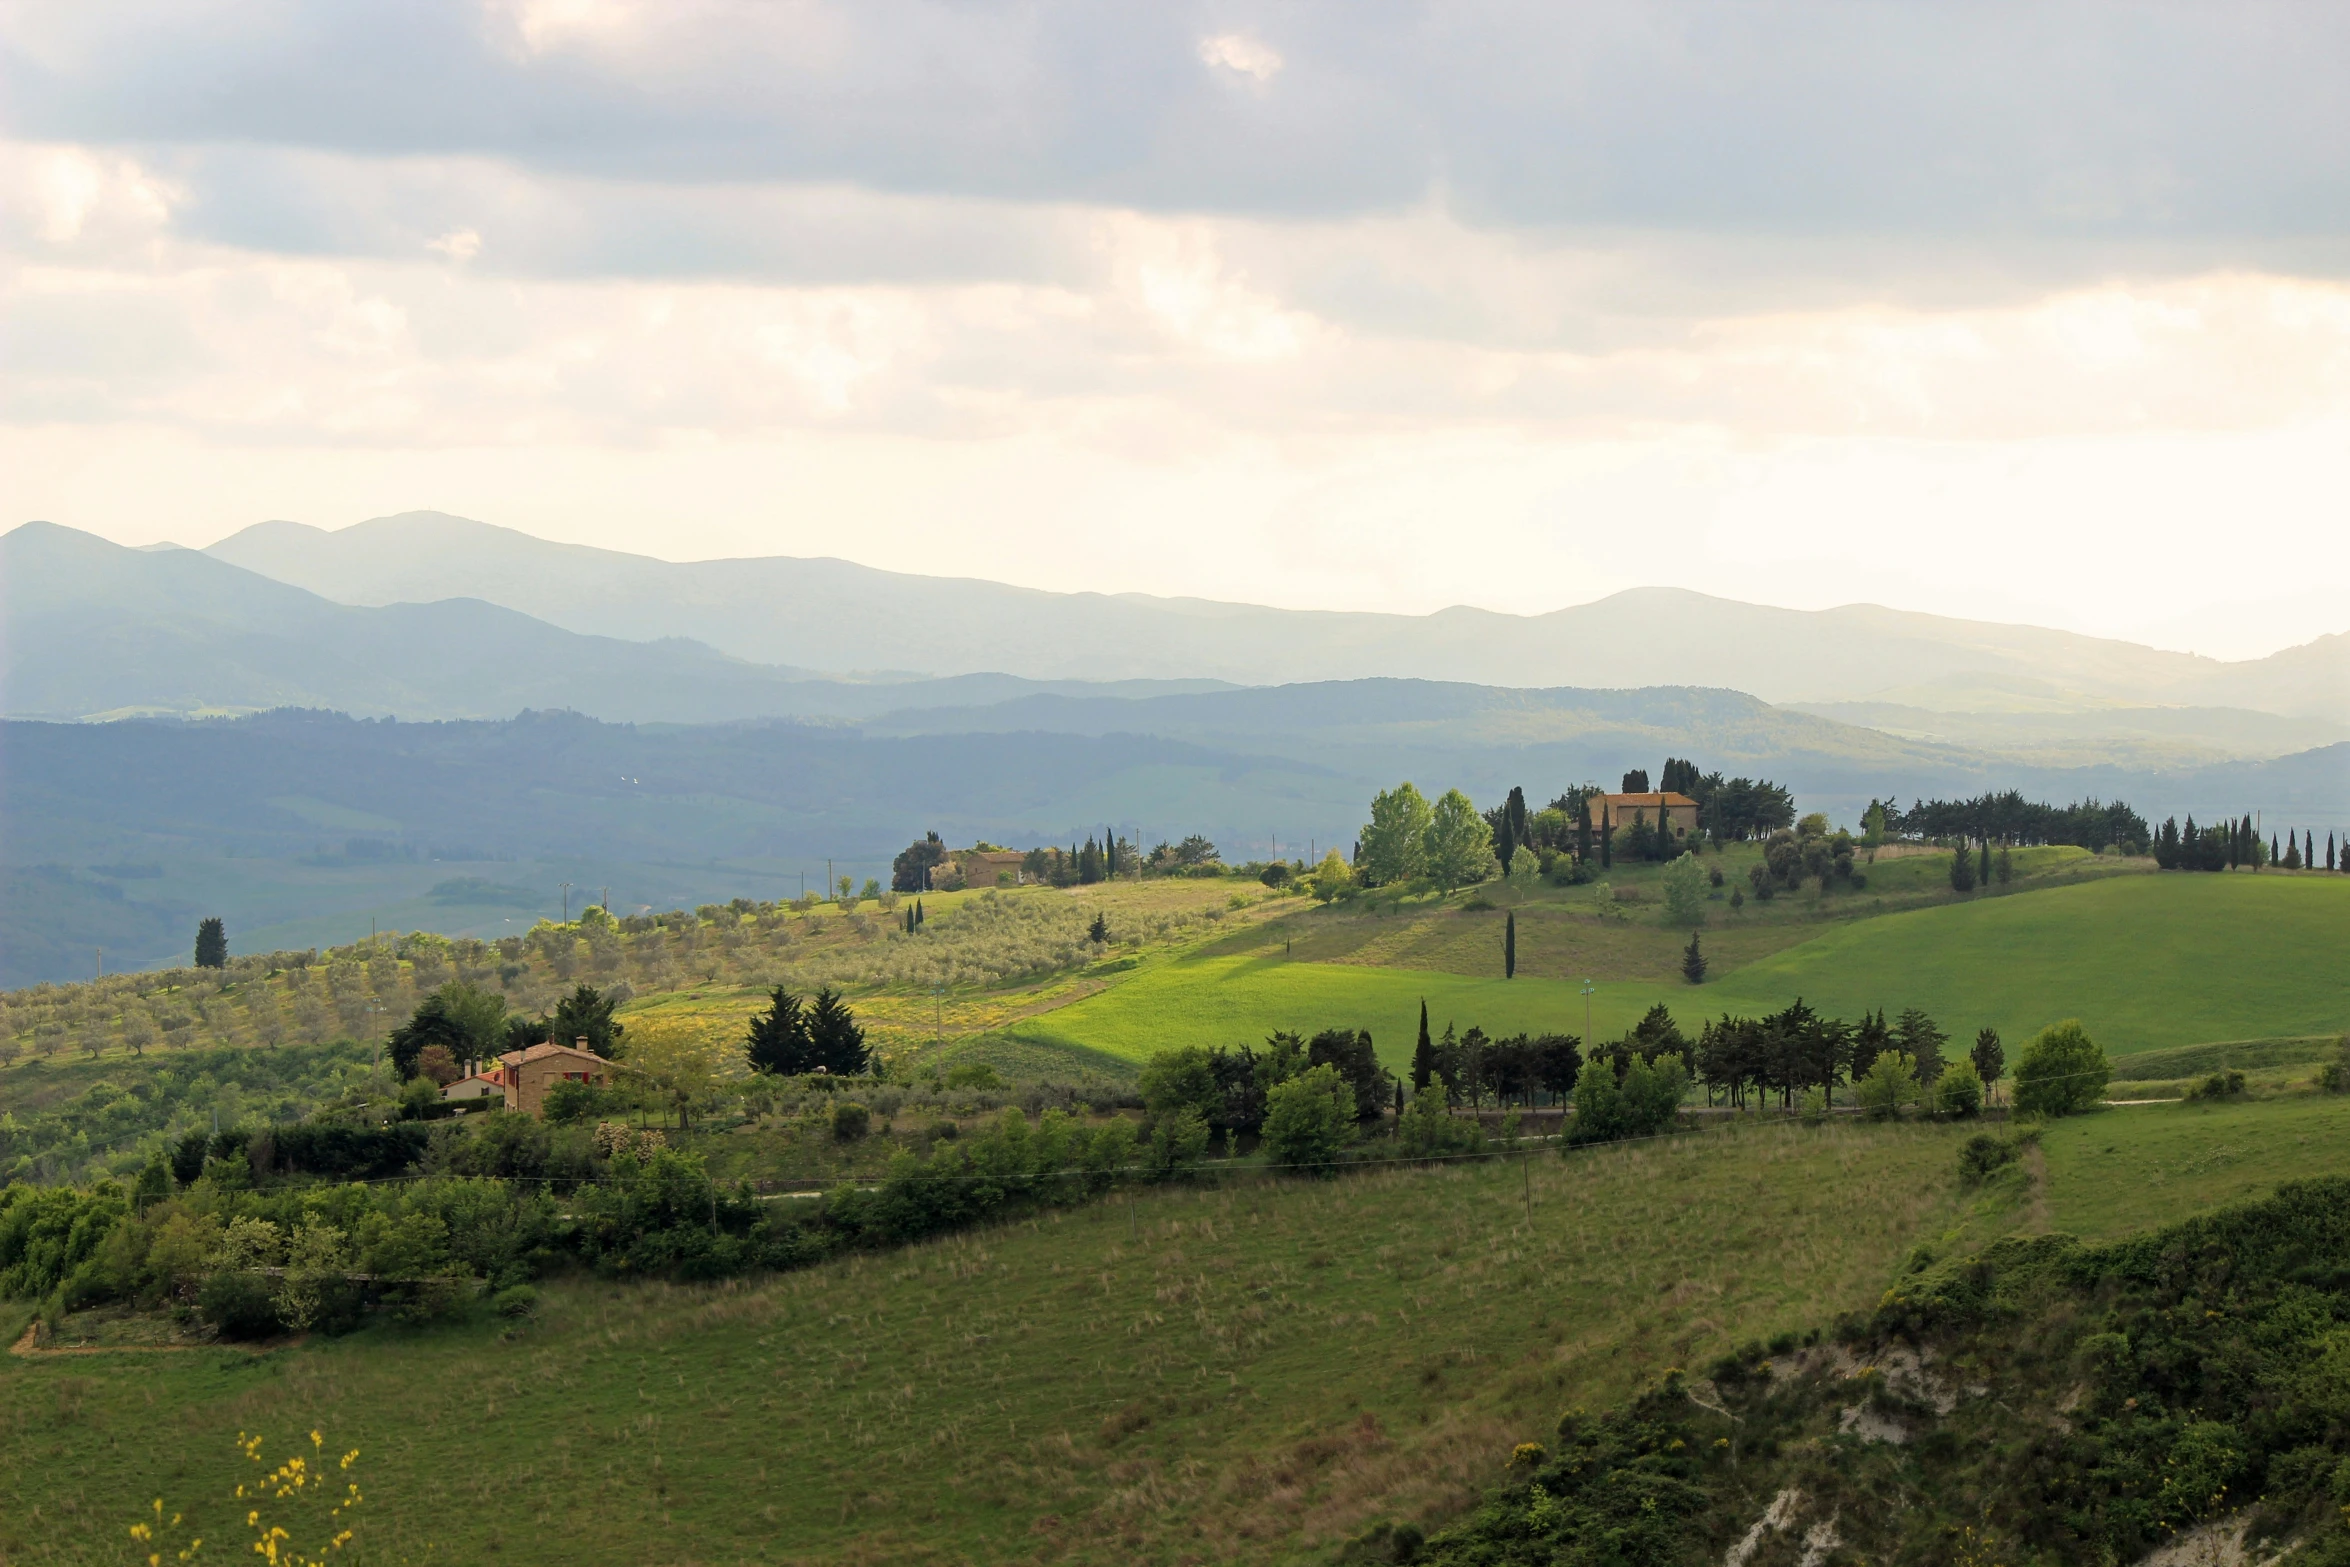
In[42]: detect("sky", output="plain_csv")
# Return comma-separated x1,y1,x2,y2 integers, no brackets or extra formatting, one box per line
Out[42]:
5,2,2350,660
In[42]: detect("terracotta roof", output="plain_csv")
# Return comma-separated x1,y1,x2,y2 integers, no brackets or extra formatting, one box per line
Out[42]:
1600,792,1698,809
497,1041,608,1068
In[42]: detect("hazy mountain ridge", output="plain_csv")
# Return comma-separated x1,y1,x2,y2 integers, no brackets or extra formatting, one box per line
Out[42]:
0,523,1232,723
205,511,2348,718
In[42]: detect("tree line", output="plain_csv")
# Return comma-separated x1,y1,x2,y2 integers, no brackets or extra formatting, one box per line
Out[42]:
1864,791,2149,853
2150,815,2343,873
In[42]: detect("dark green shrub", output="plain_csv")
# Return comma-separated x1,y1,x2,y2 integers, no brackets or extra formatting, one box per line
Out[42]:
491,1284,540,1318
1957,1132,2019,1184
2185,1069,2247,1101
832,1102,871,1141
198,1271,281,1341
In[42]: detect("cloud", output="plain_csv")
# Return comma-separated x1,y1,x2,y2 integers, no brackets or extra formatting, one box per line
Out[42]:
425,226,482,261
1197,32,1281,84
10,2,2350,242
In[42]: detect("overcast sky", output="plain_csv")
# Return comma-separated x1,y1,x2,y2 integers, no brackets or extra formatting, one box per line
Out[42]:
7,1,2350,658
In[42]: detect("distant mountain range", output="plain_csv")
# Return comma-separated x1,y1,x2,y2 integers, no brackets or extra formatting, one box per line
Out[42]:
0,522,1229,725
203,511,2348,721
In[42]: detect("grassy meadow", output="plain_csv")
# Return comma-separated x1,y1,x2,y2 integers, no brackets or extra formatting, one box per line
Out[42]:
11,1090,2350,1564
1703,869,2350,1055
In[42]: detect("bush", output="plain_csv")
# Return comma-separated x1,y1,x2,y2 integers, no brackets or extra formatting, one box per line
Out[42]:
2012,1020,2108,1117
831,1102,872,1141
1261,1065,1354,1172
1567,1052,1686,1145
542,1079,609,1123
1395,1084,1485,1158
1956,1132,2019,1185
198,1270,282,1341
1933,1058,1984,1117
2185,1069,2246,1101
491,1284,540,1318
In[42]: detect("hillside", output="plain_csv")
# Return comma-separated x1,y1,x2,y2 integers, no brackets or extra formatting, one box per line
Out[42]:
6,1095,2350,1563
207,512,2350,719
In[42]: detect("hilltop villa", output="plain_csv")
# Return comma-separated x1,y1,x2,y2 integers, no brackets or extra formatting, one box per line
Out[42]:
1593,791,1701,835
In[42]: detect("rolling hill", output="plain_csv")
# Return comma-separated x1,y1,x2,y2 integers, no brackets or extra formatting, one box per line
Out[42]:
207,511,2350,720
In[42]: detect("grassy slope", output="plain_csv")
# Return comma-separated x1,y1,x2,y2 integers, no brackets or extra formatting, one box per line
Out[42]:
1703,870,2350,1055
13,1093,2350,1565
1009,949,1682,1071
1010,865,2349,1067
4,1122,1982,1566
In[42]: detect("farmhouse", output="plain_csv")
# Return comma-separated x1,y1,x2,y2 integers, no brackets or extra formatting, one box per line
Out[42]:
483,1038,610,1115
440,1073,503,1108
956,849,1028,888
1594,791,1701,835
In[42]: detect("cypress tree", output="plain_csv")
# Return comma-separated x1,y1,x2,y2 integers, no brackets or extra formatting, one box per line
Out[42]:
1576,803,1593,864
2306,829,2316,869
2272,833,2281,865
745,988,813,1075
1504,912,1517,979
2330,833,2338,872
915,898,925,927
1681,931,1707,985
805,987,870,1075
1412,1000,1434,1091
1600,803,1613,868
1950,836,1976,892
193,916,227,969
1978,838,1992,887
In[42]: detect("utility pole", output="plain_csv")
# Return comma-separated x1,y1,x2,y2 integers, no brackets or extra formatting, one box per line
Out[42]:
1582,977,1595,1053
560,882,573,922
827,858,834,903
95,948,102,980
600,885,609,917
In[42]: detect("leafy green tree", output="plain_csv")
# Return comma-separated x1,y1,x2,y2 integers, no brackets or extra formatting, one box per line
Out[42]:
1308,1028,1393,1121
745,988,812,1074
549,983,624,1058
1308,850,1353,902
1261,1064,1355,1171
1424,788,1494,889
1970,1027,2005,1101
1661,851,1706,925
2013,1019,2108,1117
1139,1046,1222,1131
1681,932,1707,985
1359,782,1434,886
193,917,227,969
386,982,506,1080
1146,1105,1211,1179
1395,1083,1485,1158
1893,1007,1948,1084
1934,1057,1984,1116
1857,1050,1921,1120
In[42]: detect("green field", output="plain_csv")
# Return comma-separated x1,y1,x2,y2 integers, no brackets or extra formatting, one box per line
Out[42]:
1005,869,2349,1067
1009,948,1685,1070
10,1092,2350,1565
1702,871,2350,1055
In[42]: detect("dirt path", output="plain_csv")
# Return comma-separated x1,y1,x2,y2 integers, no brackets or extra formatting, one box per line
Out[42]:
2021,1142,2052,1231
8,1321,267,1358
